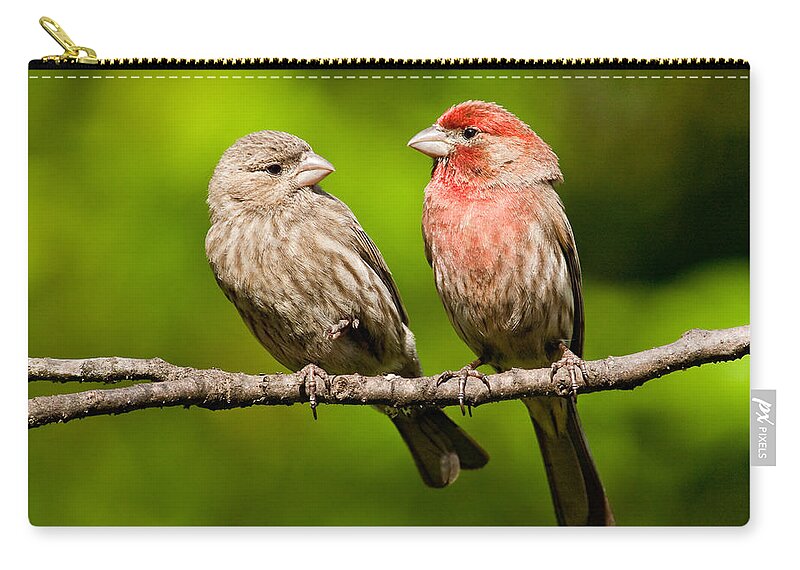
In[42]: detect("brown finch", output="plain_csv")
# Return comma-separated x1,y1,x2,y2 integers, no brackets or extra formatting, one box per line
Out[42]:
205,130,488,488
409,102,614,524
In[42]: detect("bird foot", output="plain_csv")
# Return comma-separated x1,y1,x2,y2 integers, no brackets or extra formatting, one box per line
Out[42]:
328,318,360,340
437,363,491,416
297,364,331,420
550,343,589,398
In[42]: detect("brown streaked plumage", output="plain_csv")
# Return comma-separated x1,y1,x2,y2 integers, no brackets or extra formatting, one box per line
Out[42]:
205,130,488,487
409,102,614,524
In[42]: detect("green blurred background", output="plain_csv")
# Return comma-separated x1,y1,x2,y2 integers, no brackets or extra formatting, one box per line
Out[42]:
28,69,749,525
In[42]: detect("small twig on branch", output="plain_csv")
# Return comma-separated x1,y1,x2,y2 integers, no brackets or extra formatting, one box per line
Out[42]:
28,325,749,429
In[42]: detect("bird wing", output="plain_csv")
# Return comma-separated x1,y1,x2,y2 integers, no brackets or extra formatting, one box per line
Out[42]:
351,225,410,325
556,215,584,357
309,188,411,326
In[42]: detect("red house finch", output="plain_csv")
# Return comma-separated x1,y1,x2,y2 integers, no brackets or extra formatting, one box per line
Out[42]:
408,102,614,524
205,130,488,487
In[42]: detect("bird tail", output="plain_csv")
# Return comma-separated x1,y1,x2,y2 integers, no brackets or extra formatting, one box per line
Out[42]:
524,396,615,525
385,406,490,487
382,358,488,487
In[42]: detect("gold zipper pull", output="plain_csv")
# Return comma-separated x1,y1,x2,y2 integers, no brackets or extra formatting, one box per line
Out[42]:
39,16,98,64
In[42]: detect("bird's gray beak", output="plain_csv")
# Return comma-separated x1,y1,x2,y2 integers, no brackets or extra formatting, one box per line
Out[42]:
294,152,335,187
407,126,453,158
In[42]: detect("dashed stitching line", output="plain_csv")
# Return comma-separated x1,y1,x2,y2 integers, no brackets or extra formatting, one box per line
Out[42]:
29,74,749,80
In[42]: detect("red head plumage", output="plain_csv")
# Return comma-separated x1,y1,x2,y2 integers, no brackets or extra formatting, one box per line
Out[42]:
437,101,534,139
424,100,562,187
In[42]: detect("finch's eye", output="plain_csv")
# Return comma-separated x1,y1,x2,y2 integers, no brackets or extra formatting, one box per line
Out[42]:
463,127,480,140
266,164,282,175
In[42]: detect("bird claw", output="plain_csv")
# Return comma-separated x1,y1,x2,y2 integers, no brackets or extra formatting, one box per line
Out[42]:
328,318,359,340
297,364,330,420
550,344,589,398
437,365,491,416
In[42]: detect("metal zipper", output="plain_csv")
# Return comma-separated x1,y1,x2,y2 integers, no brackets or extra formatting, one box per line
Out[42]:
32,16,749,70
38,17,98,65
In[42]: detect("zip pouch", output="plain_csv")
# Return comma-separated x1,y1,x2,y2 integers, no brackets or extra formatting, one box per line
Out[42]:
28,17,750,526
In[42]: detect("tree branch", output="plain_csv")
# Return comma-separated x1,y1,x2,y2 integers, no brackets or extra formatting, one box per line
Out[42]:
28,325,749,429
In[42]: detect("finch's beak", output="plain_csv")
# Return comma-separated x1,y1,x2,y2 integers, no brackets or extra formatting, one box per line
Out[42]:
294,152,335,187
407,126,453,158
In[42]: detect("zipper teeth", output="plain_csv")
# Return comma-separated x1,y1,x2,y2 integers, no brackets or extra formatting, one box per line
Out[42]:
30,57,750,69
